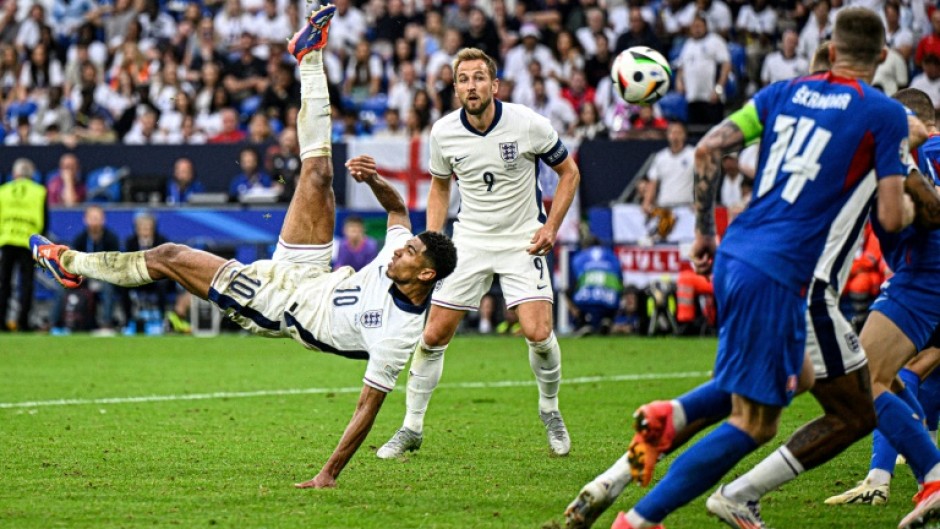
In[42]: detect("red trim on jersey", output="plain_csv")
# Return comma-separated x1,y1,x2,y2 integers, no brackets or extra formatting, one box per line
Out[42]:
843,130,875,193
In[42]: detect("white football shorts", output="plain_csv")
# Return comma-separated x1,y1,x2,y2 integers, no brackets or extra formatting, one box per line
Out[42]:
432,235,554,311
804,280,867,380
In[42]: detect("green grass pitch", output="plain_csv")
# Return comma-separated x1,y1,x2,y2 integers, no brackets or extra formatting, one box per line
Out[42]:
0,335,919,528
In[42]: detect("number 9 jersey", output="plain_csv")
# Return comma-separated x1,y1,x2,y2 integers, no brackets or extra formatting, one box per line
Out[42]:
428,100,569,246
720,72,909,293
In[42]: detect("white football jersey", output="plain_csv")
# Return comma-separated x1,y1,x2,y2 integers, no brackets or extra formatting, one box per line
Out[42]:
290,226,428,393
429,100,569,246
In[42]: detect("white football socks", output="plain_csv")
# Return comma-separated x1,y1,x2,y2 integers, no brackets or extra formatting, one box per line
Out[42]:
595,452,633,495
625,509,658,528
724,446,804,503
866,468,892,487
297,50,331,160
670,400,687,431
61,250,153,287
527,332,561,413
402,338,447,434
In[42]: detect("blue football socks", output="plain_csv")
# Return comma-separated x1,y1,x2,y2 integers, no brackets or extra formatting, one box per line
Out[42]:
676,380,732,424
875,392,940,483
634,422,758,523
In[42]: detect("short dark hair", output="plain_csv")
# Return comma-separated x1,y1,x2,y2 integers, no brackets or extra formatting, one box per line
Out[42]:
344,215,364,227
894,87,936,126
418,231,457,281
832,7,884,66
810,40,831,73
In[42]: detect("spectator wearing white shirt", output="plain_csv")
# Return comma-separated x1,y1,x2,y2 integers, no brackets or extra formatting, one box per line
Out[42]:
123,106,160,145
425,28,462,87
910,53,940,108
15,4,45,54
761,30,808,86
660,0,695,38
798,0,833,61
254,0,292,49
530,76,577,135
643,121,694,212
696,0,733,39
344,40,384,103
884,0,913,61
575,7,615,56
675,14,731,126
873,46,909,96
327,0,366,58
718,154,745,208
503,24,559,85
736,0,777,93
387,61,422,116
137,0,177,49
214,0,254,52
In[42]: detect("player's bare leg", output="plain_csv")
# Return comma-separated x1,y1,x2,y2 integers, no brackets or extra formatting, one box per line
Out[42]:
377,305,465,458
516,300,570,455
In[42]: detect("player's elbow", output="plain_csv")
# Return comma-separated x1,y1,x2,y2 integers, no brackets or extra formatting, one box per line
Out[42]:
693,143,715,167
877,197,913,233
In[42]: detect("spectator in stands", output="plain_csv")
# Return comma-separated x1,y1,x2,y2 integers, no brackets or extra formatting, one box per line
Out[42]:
611,286,641,335
15,4,47,55
737,0,778,94
504,24,558,86
412,88,439,125
561,70,595,113
214,0,252,52
3,116,38,146
426,27,462,87
120,211,170,331
552,30,585,83
187,19,226,77
798,0,833,62
697,0,733,39
573,100,608,142
247,113,274,144
911,53,940,108
566,235,624,336
660,0,694,40
373,0,409,46
0,1,18,46
209,107,246,143
614,6,663,56
873,45,909,97
530,76,577,134
0,158,46,331
718,153,746,208
461,7,500,59
46,153,85,206
229,147,277,201
259,61,299,125
99,71,138,127
328,0,366,58
265,127,300,200
374,108,407,138
643,121,693,214
628,105,668,137
675,13,731,127
20,43,64,96
334,215,379,272
123,105,160,144
254,0,291,52
74,115,117,144
431,62,456,116
0,43,18,99
137,0,176,50
916,8,940,68
584,32,613,88
885,0,913,61
388,60,422,116
761,30,808,86
223,32,268,105
576,7,615,57
343,40,383,103
179,115,208,144
166,157,205,205
53,205,120,332
33,85,74,136
194,62,223,117
105,0,137,51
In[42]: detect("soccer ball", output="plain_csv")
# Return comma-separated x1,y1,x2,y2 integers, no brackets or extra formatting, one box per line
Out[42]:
611,47,671,105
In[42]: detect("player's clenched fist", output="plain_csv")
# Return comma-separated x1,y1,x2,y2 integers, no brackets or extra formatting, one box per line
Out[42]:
345,155,378,182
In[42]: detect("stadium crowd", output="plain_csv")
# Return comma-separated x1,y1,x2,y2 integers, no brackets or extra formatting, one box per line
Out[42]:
0,0,932,333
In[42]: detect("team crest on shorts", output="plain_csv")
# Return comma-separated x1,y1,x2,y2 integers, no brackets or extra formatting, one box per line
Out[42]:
844,331,860,353
360,310,383,328
499,141,519,162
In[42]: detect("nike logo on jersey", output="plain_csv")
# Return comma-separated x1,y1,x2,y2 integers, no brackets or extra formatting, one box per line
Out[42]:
454,155,469,163
537,284,549,290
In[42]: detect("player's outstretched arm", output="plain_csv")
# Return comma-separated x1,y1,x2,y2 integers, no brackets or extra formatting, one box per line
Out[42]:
346,155,411,231
529,156,580,256
905,168,940,229
691,119,745,274
426,176,451,233
295,385,388,489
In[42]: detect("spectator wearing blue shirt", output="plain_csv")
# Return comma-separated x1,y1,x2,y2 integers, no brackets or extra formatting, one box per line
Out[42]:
565,235,624,336
228,147,278,202
166,157,205,205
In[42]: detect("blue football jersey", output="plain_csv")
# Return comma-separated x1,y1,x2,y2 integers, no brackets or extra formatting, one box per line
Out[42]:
720,72,909,292
872,134,940,274
570,246,623,309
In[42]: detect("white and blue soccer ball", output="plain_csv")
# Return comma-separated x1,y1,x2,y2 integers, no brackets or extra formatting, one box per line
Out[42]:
611,46,672,105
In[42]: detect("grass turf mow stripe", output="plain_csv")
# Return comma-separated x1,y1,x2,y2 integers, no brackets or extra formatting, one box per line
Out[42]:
0,370,710,409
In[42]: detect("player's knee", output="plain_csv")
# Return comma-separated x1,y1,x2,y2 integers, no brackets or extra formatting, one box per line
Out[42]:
149,243,189,266
523,324,553,344
422,327,453,348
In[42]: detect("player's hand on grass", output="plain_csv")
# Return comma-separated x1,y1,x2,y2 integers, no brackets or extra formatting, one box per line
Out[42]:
528,225,557,256
294,472,336,489
691,233,717,275
346,155,378,183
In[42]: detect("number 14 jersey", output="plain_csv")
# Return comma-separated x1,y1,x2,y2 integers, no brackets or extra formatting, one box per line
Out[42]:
720,72,909,292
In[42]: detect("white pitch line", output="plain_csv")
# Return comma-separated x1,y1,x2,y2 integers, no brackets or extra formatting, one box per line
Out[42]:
0,371,711,410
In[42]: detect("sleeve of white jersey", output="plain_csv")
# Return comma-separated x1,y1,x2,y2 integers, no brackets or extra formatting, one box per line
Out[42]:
428,130,453,179
362,337,414,393
528,111,569,167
